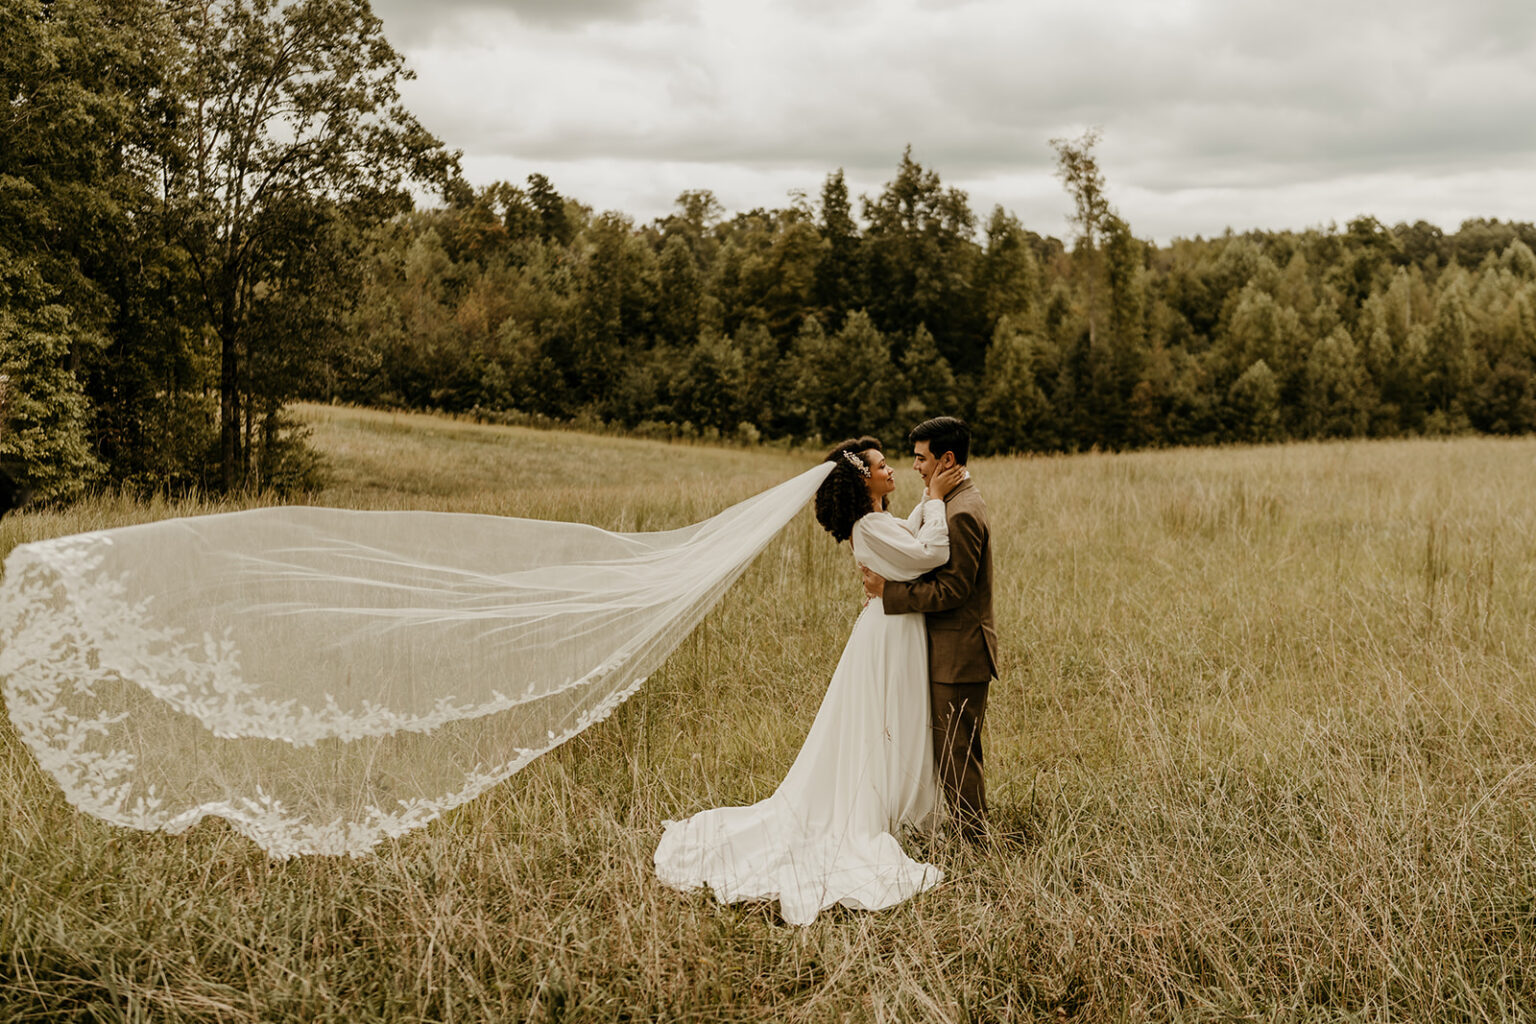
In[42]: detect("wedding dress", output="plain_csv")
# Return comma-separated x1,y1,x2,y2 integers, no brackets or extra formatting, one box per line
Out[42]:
653,497,950,925
0,464,835,858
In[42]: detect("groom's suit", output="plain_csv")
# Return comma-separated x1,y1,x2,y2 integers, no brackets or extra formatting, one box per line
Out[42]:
880,477,996,835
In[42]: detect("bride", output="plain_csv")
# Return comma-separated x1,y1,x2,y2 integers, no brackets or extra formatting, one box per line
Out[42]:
1,434,955,863
653,436,964,925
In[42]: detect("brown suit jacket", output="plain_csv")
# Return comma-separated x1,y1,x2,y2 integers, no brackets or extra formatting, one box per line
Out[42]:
880,478,997,683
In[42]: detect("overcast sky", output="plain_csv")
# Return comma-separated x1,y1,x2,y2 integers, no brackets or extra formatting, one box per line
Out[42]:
370,0,1536,244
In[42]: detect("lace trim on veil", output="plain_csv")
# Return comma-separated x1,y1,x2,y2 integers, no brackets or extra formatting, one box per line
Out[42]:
0,464,833,857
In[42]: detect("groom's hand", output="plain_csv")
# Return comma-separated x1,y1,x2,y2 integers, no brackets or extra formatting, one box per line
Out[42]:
861,567,886,600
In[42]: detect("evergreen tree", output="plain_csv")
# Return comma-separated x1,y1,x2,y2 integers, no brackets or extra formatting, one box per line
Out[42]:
494,319,564,415
1467,262,1536,433
898,325,960,425
760,219,822,338
1328,216,1402,315
814,170,862,323
1501,239,1536,280
679,331,747,433
782,312,895,441
1227,359,1282,442
573,212,656,407
1356,267,1430,433
781,316,834,439
861,148,982,372
656,234,701,345
825,311,898,439
975,316,1053,453
1422,272,1475,430
732,319,780,433
1099,214,1148,446
526,174,575,247
1220,284,1308,431
1303,326,1371,437
976,206,1042,338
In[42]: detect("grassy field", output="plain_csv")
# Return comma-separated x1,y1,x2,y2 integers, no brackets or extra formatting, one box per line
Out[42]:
4,403,1536,1022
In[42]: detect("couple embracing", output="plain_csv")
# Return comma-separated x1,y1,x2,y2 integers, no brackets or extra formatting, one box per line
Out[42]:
654,417,998,925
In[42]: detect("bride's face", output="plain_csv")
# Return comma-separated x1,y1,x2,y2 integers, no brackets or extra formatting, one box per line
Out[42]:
862,450,896,506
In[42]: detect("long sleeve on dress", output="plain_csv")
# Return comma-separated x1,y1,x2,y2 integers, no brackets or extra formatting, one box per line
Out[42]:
906,497,927,535
853,500,949,582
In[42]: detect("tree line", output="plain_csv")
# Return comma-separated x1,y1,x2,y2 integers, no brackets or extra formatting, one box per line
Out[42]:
4,1,1535,504
329,148,1536,456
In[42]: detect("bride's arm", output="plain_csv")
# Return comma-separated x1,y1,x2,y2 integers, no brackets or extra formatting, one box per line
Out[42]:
854,505,949,580
906,496,927,533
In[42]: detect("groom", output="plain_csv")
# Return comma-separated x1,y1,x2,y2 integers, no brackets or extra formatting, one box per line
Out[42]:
862,416,997,841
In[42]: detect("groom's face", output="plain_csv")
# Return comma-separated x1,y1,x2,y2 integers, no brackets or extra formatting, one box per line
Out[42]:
911,441,954,484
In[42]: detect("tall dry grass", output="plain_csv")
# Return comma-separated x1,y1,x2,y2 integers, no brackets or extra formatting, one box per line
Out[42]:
3,406,1535,1022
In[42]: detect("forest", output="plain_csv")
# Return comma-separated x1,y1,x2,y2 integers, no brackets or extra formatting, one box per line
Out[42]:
5,0,1536,503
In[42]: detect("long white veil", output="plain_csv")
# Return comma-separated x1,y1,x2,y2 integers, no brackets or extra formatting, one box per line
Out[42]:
0,462,834,857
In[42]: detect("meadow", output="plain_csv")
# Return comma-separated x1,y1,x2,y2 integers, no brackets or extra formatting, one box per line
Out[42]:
3,403,1536,1022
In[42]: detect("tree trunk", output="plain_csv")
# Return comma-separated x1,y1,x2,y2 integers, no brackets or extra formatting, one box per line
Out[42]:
260,402,279,487
219,326,239,491
219,267,243,491
242,378,254,486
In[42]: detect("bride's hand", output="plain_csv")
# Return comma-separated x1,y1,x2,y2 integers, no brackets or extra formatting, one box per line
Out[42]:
927,464,966,500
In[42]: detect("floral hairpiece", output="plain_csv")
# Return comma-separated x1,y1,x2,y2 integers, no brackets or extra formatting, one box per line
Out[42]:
841,450,871,478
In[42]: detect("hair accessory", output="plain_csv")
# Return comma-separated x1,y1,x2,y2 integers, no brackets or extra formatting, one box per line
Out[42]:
841,450,871,478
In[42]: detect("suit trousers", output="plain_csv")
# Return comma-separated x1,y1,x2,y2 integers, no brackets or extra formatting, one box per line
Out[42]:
930,680,988,836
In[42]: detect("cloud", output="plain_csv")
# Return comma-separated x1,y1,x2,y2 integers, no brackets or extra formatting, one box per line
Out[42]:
381,0,1536,241
370,0,684,46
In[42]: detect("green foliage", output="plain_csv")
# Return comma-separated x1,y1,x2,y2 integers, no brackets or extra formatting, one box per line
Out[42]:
335,186,1532,459
1422,272,1476,429
166,0,459,489
976,316,1053,452
0,306,100,502
898,325,959,427
977,206,1042,338
678,332,748,434
1227,359,1282,443
1304,326,1372,437
814,170,863,322
781,312,897,443
526,173,576,247
575,211,656,406
10,19,1536,502
0,0,455,499
656,234,702,345
0,0,172,500
861,148,981,374
1051,128,1111,252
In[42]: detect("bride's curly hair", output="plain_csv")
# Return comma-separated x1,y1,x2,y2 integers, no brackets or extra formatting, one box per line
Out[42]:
814,436,886,543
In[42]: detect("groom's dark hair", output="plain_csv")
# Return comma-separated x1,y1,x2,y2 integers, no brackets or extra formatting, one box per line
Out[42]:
909,417,970,465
